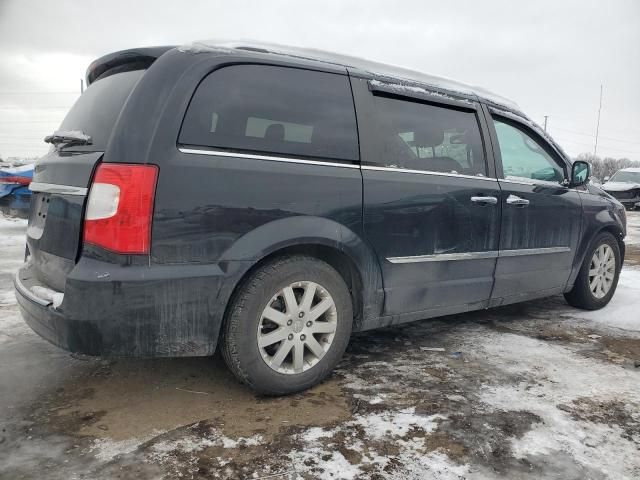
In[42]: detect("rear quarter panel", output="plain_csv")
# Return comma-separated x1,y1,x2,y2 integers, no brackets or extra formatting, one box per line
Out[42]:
121,51,384,327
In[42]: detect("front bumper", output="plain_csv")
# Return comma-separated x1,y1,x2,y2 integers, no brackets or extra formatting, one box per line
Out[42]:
15,257,249,357
605,190,640,209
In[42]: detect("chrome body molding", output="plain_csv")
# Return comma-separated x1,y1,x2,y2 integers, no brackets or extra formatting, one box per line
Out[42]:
178,147,360,169
29,182,88,196
388,251,499,264
175,150,577,189
387,246,571,264
361,164,498,181
498,246,571,257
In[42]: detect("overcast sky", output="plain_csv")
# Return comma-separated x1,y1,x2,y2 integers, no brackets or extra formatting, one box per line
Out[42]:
0,0,638,160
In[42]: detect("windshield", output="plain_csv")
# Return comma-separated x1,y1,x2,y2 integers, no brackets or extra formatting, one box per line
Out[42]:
57,70,144,151
609,171,640,183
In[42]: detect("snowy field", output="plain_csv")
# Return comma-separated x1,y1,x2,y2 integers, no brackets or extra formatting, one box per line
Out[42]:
0,212,639,480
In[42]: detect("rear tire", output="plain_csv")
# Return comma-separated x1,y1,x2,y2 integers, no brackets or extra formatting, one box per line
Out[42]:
221,255,353,395
564,232,621,310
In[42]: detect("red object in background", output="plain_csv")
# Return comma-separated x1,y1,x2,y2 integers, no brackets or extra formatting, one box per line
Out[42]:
0,175,31,185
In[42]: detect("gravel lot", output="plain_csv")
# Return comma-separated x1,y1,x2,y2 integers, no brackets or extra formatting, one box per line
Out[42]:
1,212,639,480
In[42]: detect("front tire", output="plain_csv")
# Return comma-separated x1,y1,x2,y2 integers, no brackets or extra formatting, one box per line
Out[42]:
564,232,621,310
221,255,353,395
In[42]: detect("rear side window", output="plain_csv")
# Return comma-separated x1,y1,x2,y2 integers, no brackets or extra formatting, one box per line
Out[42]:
179,65,359,161
59,70,144,151
369,95,486,176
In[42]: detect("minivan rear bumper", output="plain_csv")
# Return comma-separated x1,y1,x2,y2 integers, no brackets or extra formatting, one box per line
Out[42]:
16,280,104,355
15,257,249,357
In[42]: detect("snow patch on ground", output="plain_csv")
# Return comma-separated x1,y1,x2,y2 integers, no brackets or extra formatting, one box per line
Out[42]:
89,430,166,462
0,215,27,281
567,267,640,331
0,215,26,308
0,215,27,245
625,212,640,246
470,331,640,479
291,409,457,479
150,431,262,459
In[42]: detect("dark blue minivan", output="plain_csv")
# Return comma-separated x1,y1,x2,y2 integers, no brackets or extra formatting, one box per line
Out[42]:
15,42,627,394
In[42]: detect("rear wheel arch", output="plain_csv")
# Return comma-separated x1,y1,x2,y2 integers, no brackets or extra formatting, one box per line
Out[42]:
218,216,385,330
224,243,367,332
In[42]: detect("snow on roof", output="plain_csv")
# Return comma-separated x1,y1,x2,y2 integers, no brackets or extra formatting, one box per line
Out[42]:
179,39,520,110
620,167,640,172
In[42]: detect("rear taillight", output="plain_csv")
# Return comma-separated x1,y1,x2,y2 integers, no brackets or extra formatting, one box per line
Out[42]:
83,163,158,254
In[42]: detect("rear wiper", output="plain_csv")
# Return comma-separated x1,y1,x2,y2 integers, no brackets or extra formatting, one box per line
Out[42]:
44,130,92,147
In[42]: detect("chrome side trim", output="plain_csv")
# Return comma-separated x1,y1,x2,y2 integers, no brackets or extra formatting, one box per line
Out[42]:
361,165,498,181
178,147,360,169
499,178,572,189
388,251,499,264
14,272,52,307
387,246,571,263
498,178,538,186
29,182,88,196
500,178,582,193
499,246,571,257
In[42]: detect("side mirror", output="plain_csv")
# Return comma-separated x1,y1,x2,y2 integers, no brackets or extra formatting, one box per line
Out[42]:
570,160,590,188
604,176,610,182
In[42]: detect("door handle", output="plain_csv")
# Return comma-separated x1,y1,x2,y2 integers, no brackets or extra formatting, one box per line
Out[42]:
506,194,530,206
470,196,498,205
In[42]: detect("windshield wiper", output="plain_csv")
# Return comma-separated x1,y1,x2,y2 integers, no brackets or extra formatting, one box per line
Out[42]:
44,130,92,147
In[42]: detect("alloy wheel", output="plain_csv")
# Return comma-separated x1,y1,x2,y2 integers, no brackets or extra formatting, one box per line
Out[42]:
257,281,337,374
588,244,616,299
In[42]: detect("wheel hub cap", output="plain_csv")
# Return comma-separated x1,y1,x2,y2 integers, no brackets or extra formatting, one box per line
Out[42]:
257,281,338,375
588,244,615,299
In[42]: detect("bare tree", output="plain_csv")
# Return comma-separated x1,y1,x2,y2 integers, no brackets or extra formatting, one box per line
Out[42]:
576,153,640,182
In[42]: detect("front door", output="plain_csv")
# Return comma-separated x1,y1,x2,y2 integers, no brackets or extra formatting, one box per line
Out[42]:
352,78,501,317
486,109,582,304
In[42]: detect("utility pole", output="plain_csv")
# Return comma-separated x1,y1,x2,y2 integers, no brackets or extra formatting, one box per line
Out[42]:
543,115,548,132
594,84,603,156
80,78,84,94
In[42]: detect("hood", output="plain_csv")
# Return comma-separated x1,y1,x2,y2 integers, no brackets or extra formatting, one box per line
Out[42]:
602,181,640,192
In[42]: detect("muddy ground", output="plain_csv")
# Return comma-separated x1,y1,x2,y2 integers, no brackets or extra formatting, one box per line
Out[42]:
1,212,639,480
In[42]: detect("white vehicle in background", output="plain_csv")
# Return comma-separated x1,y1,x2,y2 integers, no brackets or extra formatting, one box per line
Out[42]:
602,167,640,210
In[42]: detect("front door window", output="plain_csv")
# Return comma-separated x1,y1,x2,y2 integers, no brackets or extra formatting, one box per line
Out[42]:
493,119,565,184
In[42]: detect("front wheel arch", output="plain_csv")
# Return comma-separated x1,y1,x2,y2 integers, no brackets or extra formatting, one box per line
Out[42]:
599,225,625,260
565,230,622,310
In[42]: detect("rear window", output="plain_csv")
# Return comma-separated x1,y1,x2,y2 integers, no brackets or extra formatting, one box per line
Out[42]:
368,95,486,176
58,70,144,151
179,65,359,161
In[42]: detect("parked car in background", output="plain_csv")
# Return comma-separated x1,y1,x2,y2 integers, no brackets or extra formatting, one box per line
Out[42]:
0,163,33,218
602,168,640,210
14,42,628,395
